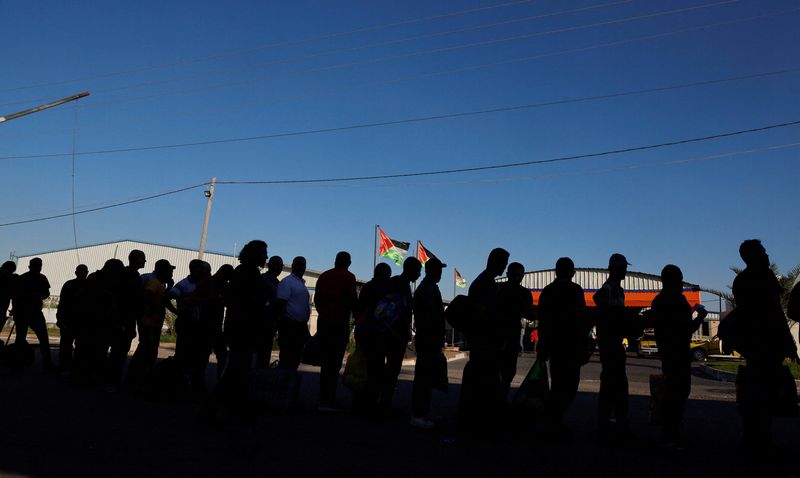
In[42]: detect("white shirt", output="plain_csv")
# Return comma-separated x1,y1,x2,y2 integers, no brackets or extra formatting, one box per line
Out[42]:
277,273,310,322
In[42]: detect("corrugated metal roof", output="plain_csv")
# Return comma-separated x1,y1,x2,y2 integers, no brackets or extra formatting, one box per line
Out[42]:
15,240,330,298
517,268,700,292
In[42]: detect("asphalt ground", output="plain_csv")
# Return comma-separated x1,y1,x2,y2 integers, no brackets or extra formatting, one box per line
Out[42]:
0,348,797,478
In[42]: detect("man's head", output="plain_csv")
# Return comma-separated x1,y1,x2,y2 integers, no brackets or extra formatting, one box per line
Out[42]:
128,249,146,270
555,257,575,280
660,264,683,290
402,257,422,282
608,253,629,281
334,251,351,270
214,264,234,281
486,248,510,278
29,257,42,273
267,255,284,277
291,256,307,278
239,240,269,268
739,239,769,268
424,257,446,283
188,259,207,281
506,262,525,285
1,261,16,274
75,264,89,280
154,259,175,282
373,263,391,281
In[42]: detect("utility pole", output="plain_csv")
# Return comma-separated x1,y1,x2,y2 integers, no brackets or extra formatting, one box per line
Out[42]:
198,177,216,260
0,91,89,124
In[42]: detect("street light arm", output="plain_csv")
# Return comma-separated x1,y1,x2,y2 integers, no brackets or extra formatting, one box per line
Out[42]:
0,91,89,124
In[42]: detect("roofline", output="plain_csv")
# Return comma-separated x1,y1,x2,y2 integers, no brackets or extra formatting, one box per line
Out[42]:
16,238,232,258
519,267,701,289
14,239,333,278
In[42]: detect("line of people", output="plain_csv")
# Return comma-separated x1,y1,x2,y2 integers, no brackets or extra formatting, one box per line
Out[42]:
0,239,797,455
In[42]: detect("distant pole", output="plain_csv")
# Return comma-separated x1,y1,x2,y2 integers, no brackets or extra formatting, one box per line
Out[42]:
373,224,378,272
198,177,216,260
0,91,89,124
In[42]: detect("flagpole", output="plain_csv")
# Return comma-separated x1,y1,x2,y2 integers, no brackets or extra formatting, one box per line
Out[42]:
373,224,378,272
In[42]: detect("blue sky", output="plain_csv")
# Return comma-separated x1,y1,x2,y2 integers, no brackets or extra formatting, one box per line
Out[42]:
1,0,798,300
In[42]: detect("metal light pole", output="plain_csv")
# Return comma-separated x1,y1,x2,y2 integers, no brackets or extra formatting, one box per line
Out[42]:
198,177,216,260
0,91,89,123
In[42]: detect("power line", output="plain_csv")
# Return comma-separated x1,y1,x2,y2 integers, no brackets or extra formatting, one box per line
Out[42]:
214,120,800,185
0,1,634,110
36,3,792,120
57,0,738,110
0,183,207,227
0,0,540,94
2,120,798,227
3,67,799,161
65,0,640,99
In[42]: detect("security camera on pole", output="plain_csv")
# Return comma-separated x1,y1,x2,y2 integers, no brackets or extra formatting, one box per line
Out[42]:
198,177,215,260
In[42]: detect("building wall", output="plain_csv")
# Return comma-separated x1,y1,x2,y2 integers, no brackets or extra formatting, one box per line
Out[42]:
14,240,327,333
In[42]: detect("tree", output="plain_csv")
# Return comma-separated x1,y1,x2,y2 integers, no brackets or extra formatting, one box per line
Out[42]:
705,262,800,326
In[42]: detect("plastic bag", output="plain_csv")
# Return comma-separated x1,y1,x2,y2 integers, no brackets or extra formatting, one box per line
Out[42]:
512,359,549,415
342,348,368,393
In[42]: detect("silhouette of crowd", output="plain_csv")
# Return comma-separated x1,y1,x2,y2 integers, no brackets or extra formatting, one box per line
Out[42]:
0,239,797,456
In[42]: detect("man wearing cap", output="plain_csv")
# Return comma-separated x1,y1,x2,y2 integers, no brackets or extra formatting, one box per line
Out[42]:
593,253,633,439
410,257,446,428
644,264,707,449
538,257,589,434
127,259,175,386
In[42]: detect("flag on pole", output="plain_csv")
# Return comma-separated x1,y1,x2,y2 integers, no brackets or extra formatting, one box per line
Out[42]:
416,241,437,267
378,227,410,266
455,269,468,288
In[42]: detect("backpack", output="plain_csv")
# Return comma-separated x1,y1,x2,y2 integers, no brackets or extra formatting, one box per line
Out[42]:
373,292,405,334
445,295,475,332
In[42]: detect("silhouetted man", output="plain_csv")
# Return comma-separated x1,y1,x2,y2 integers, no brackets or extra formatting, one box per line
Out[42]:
0,261,18,335
15,257,55,373
170,259,211,393
411,257,446,429
593,253,632,439
315,251,358,411
127,259,175,387
56,264,89,371
538,257,588,434
352,263,391,413
256,255,284,368
646,264,707,449
496,261,534,401
196,263,233,380
224,240,269,375
459,247,509,432
365,257,422,416
103,249,146,390
276,256,310,371
731,240,799,453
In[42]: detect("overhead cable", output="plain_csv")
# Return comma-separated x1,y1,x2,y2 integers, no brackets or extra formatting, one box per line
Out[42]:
0,0,540,93
3,68,798,161
2,120,798,227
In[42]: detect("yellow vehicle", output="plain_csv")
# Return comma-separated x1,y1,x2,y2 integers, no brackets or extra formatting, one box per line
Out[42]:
636,333,723,361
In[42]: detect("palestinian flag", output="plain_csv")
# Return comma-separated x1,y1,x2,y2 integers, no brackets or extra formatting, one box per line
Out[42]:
455,269,468,288
416,241,437,266
378,226,410,266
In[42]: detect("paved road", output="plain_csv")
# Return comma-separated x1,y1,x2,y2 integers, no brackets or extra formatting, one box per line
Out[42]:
0,350,796,477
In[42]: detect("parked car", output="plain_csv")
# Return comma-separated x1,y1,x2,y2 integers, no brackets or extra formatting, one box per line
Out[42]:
636,334,722,361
